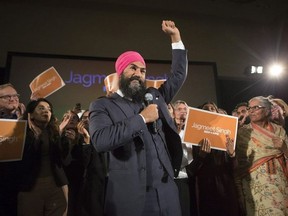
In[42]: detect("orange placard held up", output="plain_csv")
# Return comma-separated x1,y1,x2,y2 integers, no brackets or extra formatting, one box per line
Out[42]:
29,67,65,99
0,119,27,162
103,73,166,95
146,79,166,89
182,107,238,151
104,73,119,96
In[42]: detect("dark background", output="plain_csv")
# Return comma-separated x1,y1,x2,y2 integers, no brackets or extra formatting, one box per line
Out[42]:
2,58,288,115
0,0,287,115
2,52,218,119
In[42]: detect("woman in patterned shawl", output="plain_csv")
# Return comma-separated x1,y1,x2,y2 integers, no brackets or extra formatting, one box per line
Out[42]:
235,96,288,216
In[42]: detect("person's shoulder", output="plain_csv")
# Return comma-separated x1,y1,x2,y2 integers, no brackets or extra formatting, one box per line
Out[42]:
90,93,119,107
95,94,118,102
238,123,252,135
146,87,157,92
270,122,284,131
0,113,18,119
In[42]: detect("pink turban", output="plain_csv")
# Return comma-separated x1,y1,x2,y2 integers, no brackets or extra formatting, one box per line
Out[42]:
115,51,146,76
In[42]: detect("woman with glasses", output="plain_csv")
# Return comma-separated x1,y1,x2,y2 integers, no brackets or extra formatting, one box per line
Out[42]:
18,98,68,216
235,96,288,216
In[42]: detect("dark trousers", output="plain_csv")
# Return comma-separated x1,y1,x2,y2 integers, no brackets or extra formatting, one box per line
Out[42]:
175,178,191,216
141,177,181,216
0,187,18,216
0,162,20,216
18,176,67,216
142,187,161,216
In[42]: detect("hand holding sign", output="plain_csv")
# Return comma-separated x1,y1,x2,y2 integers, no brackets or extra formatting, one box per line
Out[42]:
28,113,41,138
199,138,211,158
30,91,41,101
225,135,235,157
183,107,238,151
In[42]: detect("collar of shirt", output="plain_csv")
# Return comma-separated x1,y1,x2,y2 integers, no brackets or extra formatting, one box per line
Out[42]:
117,89,135,101
116,89,124,97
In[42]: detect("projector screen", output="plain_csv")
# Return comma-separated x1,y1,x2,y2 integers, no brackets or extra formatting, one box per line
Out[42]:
5,52,219,119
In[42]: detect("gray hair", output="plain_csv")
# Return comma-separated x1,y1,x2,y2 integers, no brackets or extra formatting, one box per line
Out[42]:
173,100,188,109
0,83,15,91
249,96,272,111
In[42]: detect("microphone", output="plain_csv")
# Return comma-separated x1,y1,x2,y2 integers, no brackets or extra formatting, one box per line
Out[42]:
238,116,244,121
144,93,157,134
179,114,186,130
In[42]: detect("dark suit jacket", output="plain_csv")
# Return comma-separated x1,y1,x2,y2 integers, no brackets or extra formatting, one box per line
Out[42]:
18,128,68,191
89,49,187,216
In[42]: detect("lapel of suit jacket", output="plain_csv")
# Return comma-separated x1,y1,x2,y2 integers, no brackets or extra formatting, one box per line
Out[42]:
146,88,183,177
110,93,138,119
146,88,177,132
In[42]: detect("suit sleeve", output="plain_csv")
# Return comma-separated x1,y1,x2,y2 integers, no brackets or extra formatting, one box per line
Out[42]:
158,49,188,104
89,98,147,152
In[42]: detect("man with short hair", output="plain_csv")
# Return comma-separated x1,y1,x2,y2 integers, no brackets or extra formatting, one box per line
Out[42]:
173,100,194,216
0,83,25,119
0,83,25,216
173,100,188,133
235,102,250,127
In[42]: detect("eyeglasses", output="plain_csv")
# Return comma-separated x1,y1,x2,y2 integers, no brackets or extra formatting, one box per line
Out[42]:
0,94,20,100
36,106,51,112
247,105,266,112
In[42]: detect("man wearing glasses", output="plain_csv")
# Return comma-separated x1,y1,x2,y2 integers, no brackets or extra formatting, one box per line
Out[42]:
0,83,25,119
0,83,25,216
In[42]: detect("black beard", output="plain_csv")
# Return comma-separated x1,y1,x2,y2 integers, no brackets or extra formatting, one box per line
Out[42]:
119,75,146,103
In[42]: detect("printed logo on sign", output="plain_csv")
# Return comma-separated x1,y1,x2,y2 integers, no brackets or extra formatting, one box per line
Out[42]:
34,76,57,92
65,70,169,89
0,136,18,145
65,71,106,88
191,122,231,136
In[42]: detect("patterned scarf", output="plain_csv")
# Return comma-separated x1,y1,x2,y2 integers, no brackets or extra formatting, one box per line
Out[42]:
235,122,288,179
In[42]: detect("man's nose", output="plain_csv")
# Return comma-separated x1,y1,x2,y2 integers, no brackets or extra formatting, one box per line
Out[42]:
42,110,49,114
134,68,143,76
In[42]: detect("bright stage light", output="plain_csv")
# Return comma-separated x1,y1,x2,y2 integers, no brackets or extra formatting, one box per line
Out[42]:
245,66,263,75
268,64,284,77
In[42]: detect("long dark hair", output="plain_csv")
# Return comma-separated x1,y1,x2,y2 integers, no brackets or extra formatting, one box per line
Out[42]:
198,101,219,113
23,98,60,142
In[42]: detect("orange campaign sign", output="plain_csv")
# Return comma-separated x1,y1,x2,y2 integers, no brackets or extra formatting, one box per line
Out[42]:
29,66,65,98
104,73,166,92
182,107,238,151
103,73,166,94
146,79,166,89
104,73,119,94
0,119,27,162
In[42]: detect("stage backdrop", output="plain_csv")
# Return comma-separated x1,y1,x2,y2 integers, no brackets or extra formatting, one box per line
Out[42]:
5,52,219,119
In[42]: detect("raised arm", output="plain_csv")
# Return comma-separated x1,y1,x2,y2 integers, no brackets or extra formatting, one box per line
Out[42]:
162,20,181,43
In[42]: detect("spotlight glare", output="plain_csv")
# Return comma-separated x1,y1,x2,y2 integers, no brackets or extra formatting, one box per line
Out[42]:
256,66,263,74
268,64,284,77
245,66,263,75
251,66,256,73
